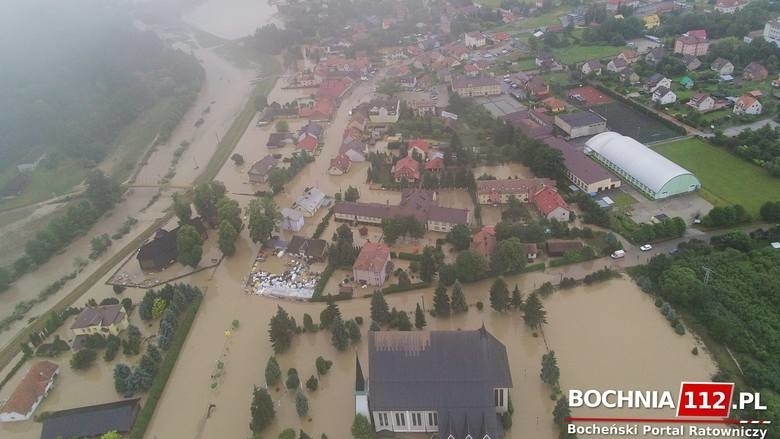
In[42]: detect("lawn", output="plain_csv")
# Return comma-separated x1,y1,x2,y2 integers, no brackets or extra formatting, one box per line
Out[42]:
653,138,780,216
551,45,623,64
498,7,568,32
0,158,88,210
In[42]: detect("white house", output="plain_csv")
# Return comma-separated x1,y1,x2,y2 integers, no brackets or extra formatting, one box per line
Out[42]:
464,31,486,48
0,361,59,422
651,86,677,105
765,18,780,46
733,95,762,115
581,59,602,76
281,208,305,232
687,93,716,112
293,187,326,217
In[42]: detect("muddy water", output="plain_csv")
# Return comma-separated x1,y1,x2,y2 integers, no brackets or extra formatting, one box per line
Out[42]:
146,217,716,439
473,162,534,180
182,0,278,40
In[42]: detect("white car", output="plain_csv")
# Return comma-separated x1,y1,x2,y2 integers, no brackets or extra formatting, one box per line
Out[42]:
639,244,653,252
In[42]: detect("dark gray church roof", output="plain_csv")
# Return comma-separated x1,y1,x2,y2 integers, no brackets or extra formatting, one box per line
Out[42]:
40,398,141,439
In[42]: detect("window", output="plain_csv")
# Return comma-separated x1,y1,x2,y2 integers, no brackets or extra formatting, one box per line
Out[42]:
378,412,389,427
411,412,423,427
395,412,406,426
495,388,504,407
428,412,438,427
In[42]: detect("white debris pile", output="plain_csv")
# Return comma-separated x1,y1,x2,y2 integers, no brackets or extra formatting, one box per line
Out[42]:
247,259,319,300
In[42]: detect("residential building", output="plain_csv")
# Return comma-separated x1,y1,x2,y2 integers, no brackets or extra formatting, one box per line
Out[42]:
674,32,709,56
606,57,629,73
710,58,734,75
408,139,431,159
475,178,555,204
733,95,763,115
523,243,539,261
585,132,701,200
71,304,129,337
341,136,367,162
368,98,401,124
424,157,445,172
764,18,780,46
360,328,512,437
546,240,584,257
524,76,550,98
329,153,352,175
743,62,769,81
581,59,602,76
464,63,480,77
334,189,470,233
532,187,572,221
542,97,567,113
40,398,141,439
644,14,660,29
682,55,702,71
645,73,672,92
645,47,665,64
471,226,497,257
393,155,421,182
267,132,295,149
619,68,640,84
464,31,486,48
281,208,305,232
680,76,694,89
715,0,744,14
618,50,639,65
353,242,391,286
554,111,607,138
293,187,327,217
137,228,178,271
651,86,677,105
687,92,716,112
399,75,417,89
451,76,502,97
287,236,328,261
0,361,59,422
248,155,278,183
297,120,323,141
542,136,621,194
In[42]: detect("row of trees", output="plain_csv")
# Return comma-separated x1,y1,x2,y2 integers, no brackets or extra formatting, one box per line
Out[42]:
711,125,780,177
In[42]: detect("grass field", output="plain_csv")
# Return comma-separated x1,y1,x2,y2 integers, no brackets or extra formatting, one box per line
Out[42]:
0,159,87,211
498,7,567,31
653,138,780,216
551,45,623,64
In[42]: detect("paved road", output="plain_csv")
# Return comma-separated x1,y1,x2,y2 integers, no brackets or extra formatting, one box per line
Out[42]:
722,118,779,137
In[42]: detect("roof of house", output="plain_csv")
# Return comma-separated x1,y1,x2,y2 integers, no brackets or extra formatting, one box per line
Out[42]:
298,121,323,138
335,190,469,225
526,76,549,94
583,59,601,70
711,57,732,69
297,134,318,152
471,226,497,257
504,111,553,139
408,138,431,153
368,328,511,438
70,304,125,330
287,235,328,259
475,178,555,196
451,75,501,89
267,132,294,147
136,228,178,269
532,187,570,216
393,155,421,180
546,239,583,254
743,62,768,77
610,57,628,68
542,97,566,108
653,86,674,97
736,94,759,108
647,73,665,84
424,157,445,171
542,136,614,185
248,155,278,177
40,398,141,439
682,54,700,66
0,361,58,417
281,207,304,221
354,242,390,272
685,29,707,39
294,187,326,213
329,153,352,172
688,92,713,105
556,110,605,127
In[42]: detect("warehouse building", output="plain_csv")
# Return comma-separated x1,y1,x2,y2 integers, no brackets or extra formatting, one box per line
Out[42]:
543,136,621,194
554,111,607,139
584,132,700,200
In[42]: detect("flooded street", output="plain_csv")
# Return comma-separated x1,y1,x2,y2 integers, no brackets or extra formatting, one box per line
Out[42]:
183,0,278,40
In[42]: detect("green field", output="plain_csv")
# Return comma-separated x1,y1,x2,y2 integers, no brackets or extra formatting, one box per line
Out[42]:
653,138,780,216
498,7,567,31
551,45,623,65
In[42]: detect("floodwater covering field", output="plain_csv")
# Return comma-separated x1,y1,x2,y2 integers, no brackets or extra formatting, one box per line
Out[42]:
592,102,680,144
182,0,277,40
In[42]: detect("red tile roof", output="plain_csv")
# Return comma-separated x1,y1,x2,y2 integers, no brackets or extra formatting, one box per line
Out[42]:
393,155,420,181
299,98,335,119
408,138,430,153
1,361,58,417
532,187,570,216
329,153,352,173
424,157,444,171
297,134,318,152
354,242,390,272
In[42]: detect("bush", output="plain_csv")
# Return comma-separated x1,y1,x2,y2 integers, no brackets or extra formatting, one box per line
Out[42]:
315,356,332,375
476,301,484,311
381,281,430,295
295,390,309,417
286,368,300,390
279,428,296,439
306,375,318,391
70,349,98,370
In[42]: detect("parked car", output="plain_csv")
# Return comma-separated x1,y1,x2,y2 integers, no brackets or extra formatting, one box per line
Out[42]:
640,244,653,251
610,250,626,259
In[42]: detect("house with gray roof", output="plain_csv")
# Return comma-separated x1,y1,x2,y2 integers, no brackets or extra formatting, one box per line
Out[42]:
554,111,607,139
356,327,512,438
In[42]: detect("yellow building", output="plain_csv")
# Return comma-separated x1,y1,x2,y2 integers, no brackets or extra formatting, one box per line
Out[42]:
70,304,129,337
645,14,660,29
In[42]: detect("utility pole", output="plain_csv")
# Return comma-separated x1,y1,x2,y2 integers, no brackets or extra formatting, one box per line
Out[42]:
702,266,713,287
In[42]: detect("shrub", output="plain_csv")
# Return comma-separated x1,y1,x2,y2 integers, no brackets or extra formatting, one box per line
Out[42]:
286,368,300,390
70,349,98,370
279,428,296,439
476,301,484,311
306,375,318,391
315,356,332,375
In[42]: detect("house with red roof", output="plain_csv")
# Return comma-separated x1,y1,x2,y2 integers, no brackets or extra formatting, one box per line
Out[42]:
329,153,352,175
408,139,431,159
0,361,59,422
424,157,445,172
353,242,392,286
297,133,318,153
733,94,762,115
471,226,497,257
393,155,421,182
532,187,572,222
299,98,335,120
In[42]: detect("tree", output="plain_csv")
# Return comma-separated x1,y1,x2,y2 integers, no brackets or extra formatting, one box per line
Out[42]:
446,224,472,250
70,349,97,370
344,186,360,202
295,389,309,417
286,368,300,390
306,375,318,391
231,153,245,165
101,432,121,439
540,351,561,385
151,297,167,319
393,309,412,331
217,197,242,232
265,356,282,387
450,280,468,313
248,198,276,244
454,250,489,282
432,283,451,316
331,318,350,351
345,319,361,343
414,303,427,329
397,270,411,287
250,386,275,434
113,363,132,394
320,300,342,330
491,237,527,275
85,170,121,212
760,201,780,222
173,193,192,224
351,414,376,439
315,356,332,375
275,120,290,132
523,292,547,329
218,221,238,257
176,224,203,267
553,396,571,426
490,277,510,312
329,224,357,267
280,429,296,439
419,246,443,282
370,290,390,325
269,306,297,354
510,285,524,310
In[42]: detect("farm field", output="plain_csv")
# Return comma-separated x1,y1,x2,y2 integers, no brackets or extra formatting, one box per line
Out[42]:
591,101,680,143
653,138,780,216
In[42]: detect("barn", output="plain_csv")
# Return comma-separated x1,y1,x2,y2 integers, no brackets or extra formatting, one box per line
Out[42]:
584,132,700,200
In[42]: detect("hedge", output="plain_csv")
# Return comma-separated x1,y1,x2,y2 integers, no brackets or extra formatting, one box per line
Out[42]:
312,264,335,298
396,252,422,261
381,281,430,295
522,262,546,273
312,208,333,239
310,292,353,302
129,295,202,438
